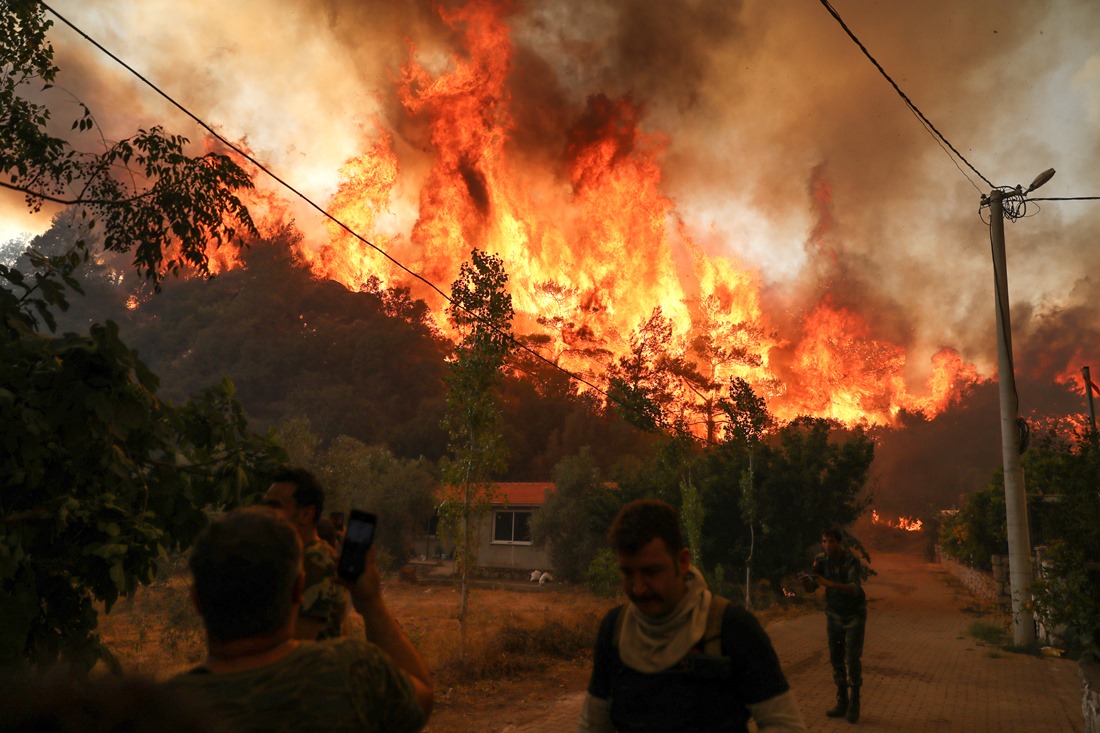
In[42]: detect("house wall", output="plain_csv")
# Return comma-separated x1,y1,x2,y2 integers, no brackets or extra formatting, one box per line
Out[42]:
475,509,551,572
478,539,552,570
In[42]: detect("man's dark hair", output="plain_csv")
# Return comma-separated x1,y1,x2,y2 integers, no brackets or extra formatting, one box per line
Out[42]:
189,507,302,642
608,499,684,556
271,467,325,524
822,527,844,542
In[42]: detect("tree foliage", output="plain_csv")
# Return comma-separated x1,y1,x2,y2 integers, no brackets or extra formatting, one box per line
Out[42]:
746,417,874,583
1,1,256,286
937,483,1007,571
946,431,1100,650
530,449,621,583
604,411,874,596
438,249,515,632
717,377,775,606
1,2,283,672
120,229,450,455
271,420,438,571
606,308,685,432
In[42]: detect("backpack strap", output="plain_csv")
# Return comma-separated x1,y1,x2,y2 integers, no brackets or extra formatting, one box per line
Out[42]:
700,594,729,656
611,604,625,650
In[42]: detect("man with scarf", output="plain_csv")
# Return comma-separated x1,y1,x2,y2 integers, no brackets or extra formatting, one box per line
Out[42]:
577,500,805,733
800,528,867,724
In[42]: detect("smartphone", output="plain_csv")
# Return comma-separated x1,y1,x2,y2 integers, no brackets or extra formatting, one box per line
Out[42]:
336,510,377,582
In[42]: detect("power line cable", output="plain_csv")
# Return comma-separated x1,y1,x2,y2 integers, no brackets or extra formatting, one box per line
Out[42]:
1028,196,1100,201
36,0,632,410
38,4,752,447
817,0,995,191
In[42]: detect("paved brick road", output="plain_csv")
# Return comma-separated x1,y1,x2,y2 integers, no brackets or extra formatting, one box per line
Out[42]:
507,552,1083,733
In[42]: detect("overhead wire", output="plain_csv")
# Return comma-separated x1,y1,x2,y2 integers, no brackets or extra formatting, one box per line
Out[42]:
35,0,639,418
817,0,995,192
1028,196,1100,201
38,2,1098,445
820,0,1099,437
818,2,1100,207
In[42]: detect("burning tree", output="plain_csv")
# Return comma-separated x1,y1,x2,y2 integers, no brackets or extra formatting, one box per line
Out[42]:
438,249,515,648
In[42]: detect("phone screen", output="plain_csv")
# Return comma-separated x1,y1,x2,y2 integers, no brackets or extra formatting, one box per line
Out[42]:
337,510,377,582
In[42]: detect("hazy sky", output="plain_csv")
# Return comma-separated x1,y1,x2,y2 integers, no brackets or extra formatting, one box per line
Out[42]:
5,0,1098,393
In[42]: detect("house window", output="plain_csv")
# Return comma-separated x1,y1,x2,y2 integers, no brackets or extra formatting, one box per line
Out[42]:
493,510,533,544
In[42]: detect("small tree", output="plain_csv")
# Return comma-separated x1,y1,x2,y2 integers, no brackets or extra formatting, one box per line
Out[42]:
438,249,514,648
718,377,773,608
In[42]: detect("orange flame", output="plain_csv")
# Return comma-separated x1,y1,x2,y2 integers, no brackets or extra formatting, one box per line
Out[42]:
212,0,987,429
871,509,923,532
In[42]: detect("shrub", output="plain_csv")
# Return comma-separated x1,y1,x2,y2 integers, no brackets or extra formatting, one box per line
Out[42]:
938,485,1006,570
1030,540,1100,653
585,548,620,598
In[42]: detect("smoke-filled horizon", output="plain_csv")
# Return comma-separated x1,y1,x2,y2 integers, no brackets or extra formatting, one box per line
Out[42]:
5,1,1098,447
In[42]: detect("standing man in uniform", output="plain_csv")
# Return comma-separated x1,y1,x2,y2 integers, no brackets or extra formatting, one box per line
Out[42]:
263,468,347,641
577,499,805,733
800,528,867,723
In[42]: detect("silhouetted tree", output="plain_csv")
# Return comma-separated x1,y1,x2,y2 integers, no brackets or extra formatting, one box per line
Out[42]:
1,3,282,672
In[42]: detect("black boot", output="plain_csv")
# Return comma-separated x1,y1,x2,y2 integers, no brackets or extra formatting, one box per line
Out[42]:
825,684,848,717
846,686,860,723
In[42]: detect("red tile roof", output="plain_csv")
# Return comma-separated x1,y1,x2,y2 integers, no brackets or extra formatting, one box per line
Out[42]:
492,482,554,506
435,481,554,506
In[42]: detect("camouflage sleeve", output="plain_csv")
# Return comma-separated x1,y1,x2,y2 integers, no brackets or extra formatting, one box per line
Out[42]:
343,641,427,733
302,542,348,638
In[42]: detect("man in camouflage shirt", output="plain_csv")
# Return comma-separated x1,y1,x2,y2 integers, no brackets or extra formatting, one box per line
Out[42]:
168,506,432,733
800,528,867,724
263,468,347,640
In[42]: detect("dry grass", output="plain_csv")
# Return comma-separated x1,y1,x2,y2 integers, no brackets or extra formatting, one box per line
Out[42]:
375,581,608,688
97,569,206,677
96,571,813,732
97,572,610,681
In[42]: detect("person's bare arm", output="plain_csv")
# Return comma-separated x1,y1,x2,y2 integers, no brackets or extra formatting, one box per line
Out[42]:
344,547,434,716
748,691,807,732
576,693,613,733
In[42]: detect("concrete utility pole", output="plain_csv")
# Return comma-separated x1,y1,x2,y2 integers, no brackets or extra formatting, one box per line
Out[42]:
985,185,1041,647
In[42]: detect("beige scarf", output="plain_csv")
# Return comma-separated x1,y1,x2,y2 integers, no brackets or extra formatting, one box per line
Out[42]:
617,564,712,673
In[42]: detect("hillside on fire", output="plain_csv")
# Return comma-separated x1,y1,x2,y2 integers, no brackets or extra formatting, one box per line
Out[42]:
8,208,1086,524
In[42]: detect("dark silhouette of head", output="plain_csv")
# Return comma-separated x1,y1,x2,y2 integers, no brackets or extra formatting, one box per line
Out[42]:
189,506,302,642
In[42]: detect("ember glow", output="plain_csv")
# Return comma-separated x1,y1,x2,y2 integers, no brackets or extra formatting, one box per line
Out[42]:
871,510,923,532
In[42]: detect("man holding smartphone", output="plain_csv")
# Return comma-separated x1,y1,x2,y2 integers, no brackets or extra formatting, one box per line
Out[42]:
168,506,433,732
263,468,347,641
